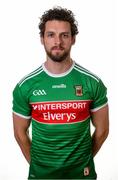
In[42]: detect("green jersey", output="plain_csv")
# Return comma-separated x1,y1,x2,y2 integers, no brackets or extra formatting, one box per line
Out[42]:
12,61,107,177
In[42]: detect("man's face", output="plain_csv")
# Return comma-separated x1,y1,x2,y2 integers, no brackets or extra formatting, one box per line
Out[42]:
41,20,75,62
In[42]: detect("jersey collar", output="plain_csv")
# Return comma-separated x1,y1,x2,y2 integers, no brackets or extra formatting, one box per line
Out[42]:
42,61,75,78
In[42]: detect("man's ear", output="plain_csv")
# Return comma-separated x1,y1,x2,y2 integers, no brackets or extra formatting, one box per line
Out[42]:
72,36,76,45
40,37,44,45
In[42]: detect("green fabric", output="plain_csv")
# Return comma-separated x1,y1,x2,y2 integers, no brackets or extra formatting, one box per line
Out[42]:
28,158,97,179
12,62,107,178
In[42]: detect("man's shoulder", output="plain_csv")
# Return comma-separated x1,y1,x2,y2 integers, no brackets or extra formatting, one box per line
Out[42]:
73,62,100,83
18,65,44,88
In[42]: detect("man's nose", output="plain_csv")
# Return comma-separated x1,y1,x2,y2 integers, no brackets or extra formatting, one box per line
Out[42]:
54,35,62,44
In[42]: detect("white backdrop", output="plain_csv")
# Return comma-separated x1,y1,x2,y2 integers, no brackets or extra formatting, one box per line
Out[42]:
0,0,117,179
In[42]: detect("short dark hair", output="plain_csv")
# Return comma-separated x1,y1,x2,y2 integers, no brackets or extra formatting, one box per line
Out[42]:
38,6,79,37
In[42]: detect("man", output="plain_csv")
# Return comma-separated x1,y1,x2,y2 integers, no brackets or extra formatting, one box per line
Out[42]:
12,7,109,179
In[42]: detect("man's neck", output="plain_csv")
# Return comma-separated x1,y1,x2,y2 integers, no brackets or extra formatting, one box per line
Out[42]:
44,58,73,74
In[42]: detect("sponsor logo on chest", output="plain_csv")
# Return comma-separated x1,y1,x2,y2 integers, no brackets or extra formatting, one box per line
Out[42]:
31,100,92,124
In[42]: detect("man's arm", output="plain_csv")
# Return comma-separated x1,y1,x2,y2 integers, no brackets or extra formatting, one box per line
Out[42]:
13,113,31,163
91,105,109,157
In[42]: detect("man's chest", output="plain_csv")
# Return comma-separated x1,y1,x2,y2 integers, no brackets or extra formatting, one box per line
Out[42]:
28,77,92,124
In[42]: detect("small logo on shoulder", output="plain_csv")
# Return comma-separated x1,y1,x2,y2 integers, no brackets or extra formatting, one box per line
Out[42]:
75,85,83,96
33,89,47,96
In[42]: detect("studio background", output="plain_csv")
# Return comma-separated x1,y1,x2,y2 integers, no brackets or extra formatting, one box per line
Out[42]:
0,0,117,179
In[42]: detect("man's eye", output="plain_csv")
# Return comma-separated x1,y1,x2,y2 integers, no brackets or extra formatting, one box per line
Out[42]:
62,34,69,38
47,33,54,37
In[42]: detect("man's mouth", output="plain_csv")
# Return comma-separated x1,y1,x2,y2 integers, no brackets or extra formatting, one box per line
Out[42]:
52,46,64,51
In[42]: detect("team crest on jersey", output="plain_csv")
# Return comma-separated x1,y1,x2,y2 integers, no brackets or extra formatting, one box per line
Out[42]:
75,85,83,96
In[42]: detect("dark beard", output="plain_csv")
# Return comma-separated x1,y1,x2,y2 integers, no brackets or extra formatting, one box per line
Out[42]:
46,51,69,62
